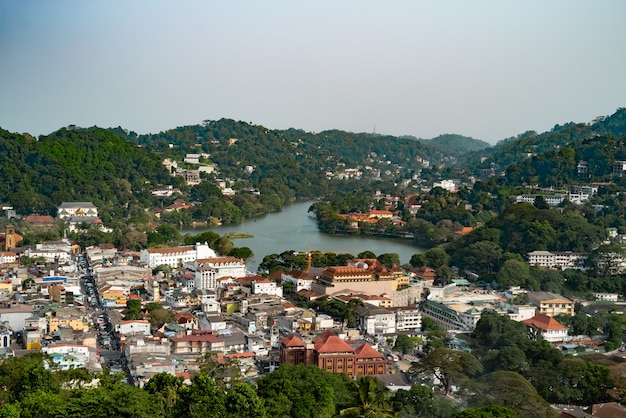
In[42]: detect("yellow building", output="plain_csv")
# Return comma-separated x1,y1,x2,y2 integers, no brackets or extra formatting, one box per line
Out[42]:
46,311,91,333
528,291,574,317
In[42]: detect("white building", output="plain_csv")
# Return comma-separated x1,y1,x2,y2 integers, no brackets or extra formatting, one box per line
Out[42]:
393,307,422,332
0,252,17,264
57,202,98,219
140,242,216,269
116,320,151,336
43,343,90,369
515,194,567,206
522,314,569,343
594,293,619,302
356,305,396,336
193,257,247,291
280,270,314,292
252,277,283,297
432,179,457,192
527,250,588,270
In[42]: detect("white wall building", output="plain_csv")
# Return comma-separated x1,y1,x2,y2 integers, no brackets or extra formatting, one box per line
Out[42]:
356,305,396,336
140,242,216,269
57,202,98,219
280,270,314,292
527,251,588,270
394,307,422,332
0,252,17,264
594,293,619,302
116,320,151,336
432,179,457,192
252,277,283,297
193,257,247,291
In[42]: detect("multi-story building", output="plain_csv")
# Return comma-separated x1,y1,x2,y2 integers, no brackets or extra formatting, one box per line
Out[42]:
392,306,422,332
279,331,387,377
527,251,588,270
193,257,247,291
280,270,314,292
140,242,216,269
527,291,574,317
169,330,225,354
312,261,402,296
0,251,17,265
252,277,282,297
515,194,567,206
421,285,537,331
48,285,67,305
356,305,396,336
42,343,90,370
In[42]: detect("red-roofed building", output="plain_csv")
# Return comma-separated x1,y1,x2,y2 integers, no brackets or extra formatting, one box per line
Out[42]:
522,314,569,343
279,331,386,377
24,215,55,227
411,267,436,281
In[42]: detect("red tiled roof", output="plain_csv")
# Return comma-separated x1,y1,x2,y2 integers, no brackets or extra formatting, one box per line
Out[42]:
281,334,304,347
354,342,385,359
522,314,568,331
25,215,55,223
314,333,354,353
145,246,195,254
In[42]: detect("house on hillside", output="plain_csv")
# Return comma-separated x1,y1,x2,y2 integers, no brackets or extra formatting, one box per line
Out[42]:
522,314,569,343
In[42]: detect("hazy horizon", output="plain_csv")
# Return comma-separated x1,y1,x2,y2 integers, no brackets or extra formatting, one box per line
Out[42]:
2,1,625,145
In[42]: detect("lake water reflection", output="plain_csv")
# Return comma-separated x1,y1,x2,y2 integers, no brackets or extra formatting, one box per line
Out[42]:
180,201,426,272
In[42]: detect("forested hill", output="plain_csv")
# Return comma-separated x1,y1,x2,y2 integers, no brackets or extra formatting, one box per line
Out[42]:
411,134,491,156
503,132,626,188
470,108,626,174
121,119,448,169
0,128,171,215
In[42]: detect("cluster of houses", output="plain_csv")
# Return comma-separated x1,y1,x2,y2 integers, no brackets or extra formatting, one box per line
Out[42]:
0,200,621,390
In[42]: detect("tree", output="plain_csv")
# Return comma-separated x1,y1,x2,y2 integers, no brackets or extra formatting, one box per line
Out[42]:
453,405,517,418
144,372,184,417
225,382,267,418
534,196,550,210
338,376,395,417
229,246,253,260
496,259,531,288
393,334,415,355
421,247,451,269
120,230,147,250
466,371,554,418
256,364,352,418
435,265,454,286
176,373,226,417
377,253,400,268
411,348,483,395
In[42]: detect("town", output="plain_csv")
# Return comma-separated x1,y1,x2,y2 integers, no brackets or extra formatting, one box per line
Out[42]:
2,196,626,416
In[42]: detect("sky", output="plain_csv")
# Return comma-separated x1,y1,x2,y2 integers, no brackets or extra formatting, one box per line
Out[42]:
1,1,625,144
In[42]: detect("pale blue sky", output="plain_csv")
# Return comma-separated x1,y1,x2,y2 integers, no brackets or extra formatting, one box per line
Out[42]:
1,1,625,143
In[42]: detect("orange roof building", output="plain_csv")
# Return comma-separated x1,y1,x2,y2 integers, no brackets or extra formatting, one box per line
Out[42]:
522,314,569,343
279,331,387,377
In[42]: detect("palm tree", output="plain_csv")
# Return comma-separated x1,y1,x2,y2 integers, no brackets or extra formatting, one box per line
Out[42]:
337,376,396,417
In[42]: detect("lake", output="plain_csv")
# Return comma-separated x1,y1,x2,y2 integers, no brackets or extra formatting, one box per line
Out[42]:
180,200,427,272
